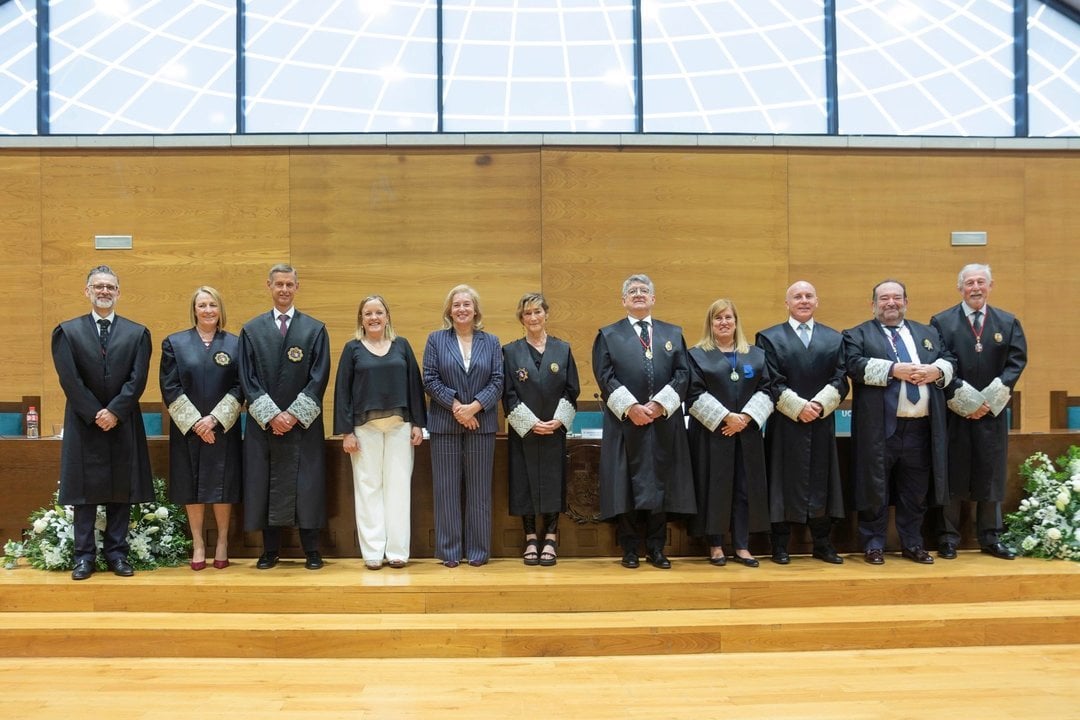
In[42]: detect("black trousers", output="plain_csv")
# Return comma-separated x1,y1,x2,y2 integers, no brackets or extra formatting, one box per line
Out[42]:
73,503,130,563
262,526,320,554
617,510,667,554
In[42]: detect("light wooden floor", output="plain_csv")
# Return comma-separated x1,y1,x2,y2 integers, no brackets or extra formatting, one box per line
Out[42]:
6,646,1080,719
5,555,1080,718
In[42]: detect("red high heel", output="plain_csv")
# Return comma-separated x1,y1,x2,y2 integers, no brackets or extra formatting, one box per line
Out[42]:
190,560,207,571
212,559,229,569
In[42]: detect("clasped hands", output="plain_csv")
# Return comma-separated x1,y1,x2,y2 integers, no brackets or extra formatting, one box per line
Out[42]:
891,362,942,386
627,401,664,427
94,408,118,431
193,415,219,444
452,399,481,431
721,412,751,437
269,411,299,436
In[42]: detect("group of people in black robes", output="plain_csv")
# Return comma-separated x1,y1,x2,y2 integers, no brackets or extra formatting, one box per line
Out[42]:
51,262,1025,579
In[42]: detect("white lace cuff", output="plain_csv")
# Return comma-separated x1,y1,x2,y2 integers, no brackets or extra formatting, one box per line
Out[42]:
507,402,540,438
982,377,1011,417
607,386,637,420
652,385,682,417
946,380,985,417
167,394,201,435
248,394,281,430
287,392,321,429
811,384,842,417
553,398,576,431
742,391,774,429
689,393,728,433
933,358,954,387
776,388,808,422
864,358,892,387
210,394,242,432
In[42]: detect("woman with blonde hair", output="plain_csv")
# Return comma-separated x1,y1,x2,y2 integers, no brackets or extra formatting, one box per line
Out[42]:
334,295,426,569
423,285,504,567
160,286,243,570
502,292,579,566
686,298,774,567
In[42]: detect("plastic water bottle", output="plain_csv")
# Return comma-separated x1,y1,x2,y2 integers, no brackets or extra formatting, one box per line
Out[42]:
25,406,39,438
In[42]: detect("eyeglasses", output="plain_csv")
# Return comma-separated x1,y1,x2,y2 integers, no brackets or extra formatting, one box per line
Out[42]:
625,287,652,296
89,284,118,292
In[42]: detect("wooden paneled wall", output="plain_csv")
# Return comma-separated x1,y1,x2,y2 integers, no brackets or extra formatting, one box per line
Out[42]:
1,146,1075,434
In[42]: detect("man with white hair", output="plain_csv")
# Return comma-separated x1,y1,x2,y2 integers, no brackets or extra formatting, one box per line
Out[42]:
931,264,1027,560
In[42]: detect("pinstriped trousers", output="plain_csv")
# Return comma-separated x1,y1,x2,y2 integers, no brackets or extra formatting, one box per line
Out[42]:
429,431,495,564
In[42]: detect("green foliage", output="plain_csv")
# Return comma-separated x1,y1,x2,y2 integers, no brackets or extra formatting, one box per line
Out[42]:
4,478,190,571
1002,446,1080,561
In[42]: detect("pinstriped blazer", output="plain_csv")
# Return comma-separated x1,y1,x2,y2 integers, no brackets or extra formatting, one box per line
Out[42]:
423,328,504,434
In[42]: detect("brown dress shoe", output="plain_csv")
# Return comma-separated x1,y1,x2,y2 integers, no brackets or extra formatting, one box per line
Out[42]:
864,548,885,565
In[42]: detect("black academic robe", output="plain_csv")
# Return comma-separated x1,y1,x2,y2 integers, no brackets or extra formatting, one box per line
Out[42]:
592,318,695,519
239,310,330,530
686,345,772,537
843,319,951,512
501,337,580,516
931,304,1027,502
756,322,848,523
159,328,243,505
52,314,153,505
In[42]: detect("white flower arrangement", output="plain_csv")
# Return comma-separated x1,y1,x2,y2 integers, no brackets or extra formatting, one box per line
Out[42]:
1002,446,1080,561
3,478,190,571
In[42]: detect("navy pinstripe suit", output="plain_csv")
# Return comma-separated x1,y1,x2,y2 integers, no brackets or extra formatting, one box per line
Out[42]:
423,328,504,564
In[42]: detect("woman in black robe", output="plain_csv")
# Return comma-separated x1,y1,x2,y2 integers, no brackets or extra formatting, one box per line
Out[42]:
686,298,773,567
160,286,243,570
502,293,579,566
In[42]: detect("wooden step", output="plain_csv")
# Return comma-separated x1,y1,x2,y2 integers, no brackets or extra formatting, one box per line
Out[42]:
2,553,1078,614
7,645,1080,719
3,600,1079,658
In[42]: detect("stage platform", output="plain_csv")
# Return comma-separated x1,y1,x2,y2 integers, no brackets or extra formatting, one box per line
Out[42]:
3,553,1079,660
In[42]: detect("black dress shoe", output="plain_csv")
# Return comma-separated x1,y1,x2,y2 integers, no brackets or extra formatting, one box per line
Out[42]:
256,552,279,570
938,542,958,560
864,548,885,565
812,547,844,564
771,550,791,565
981,542,1017,560
71,559,95,581
304,552,324,570
708,554,727,567
646,551,671,569
621,550,639,569
733,554,759,568
901,546,934,564
107,558,134,577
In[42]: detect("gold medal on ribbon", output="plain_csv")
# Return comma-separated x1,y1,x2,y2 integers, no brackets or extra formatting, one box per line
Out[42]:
645,350,653,359
730,371,739,381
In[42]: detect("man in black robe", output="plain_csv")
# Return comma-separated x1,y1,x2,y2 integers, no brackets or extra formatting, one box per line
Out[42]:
52,265,152,580
843,280,954,565
931,263,1026,560
592,274,695,569
239,264,330,570
756,281,848,564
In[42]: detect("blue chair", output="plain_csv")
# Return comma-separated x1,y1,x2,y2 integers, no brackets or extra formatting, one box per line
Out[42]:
571,410,603,436
0,396,42,437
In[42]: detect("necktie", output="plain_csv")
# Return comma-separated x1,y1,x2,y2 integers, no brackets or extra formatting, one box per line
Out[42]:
278,314,288,337
97,318,111,352
971,310,982,333
637,320,654,396
797,323,810,348
887,326,922,404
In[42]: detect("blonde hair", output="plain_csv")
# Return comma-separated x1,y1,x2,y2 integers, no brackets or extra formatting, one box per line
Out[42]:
695,298,749,354
353,295,397,342
189,286,226,330
515,292,548,323
441,284,484,330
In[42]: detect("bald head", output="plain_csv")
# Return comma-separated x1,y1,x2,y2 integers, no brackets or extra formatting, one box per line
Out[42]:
785,281,819,323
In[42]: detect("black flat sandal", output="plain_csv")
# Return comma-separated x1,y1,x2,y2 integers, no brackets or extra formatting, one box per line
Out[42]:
523,538,540,566
539,537,557,567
